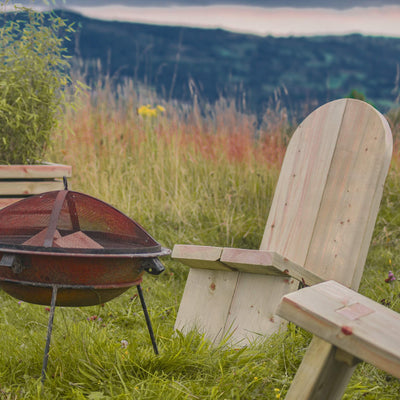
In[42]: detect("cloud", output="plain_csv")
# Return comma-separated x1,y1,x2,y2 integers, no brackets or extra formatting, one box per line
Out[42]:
13,0,400,10
66,5,400,37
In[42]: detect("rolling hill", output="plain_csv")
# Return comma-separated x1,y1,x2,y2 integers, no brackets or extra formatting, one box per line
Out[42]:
6,10,400,116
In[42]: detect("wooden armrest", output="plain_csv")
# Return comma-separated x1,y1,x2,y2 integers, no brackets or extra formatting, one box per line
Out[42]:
171,245,236,271
276,280,400,379
221,248,324,286
172,245,324,286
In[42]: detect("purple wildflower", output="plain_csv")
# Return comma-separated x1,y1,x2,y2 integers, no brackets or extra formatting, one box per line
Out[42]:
385,271,396,283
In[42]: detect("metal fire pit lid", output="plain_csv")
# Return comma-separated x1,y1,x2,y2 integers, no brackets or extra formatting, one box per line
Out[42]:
0,190,167,256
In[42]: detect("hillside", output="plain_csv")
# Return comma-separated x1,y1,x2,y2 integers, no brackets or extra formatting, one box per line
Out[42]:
6,10,400,116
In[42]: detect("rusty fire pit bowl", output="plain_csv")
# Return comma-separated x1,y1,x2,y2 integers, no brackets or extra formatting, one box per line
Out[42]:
0,189,170,306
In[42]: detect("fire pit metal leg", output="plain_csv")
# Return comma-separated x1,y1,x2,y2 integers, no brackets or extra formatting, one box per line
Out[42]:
41,285,58,383
136,285,159,355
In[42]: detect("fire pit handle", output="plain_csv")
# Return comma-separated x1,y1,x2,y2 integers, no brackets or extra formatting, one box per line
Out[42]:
141,258,165,275
44,190,69,247
0,253,26,273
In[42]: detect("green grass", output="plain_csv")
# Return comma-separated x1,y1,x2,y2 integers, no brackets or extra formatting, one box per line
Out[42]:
0,88,400,398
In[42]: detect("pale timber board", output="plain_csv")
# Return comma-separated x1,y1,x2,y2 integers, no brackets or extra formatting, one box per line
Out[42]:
173,245,324,284
220,248,324,285
284,336,356,400
0,180,64,195
224,100,347,342
173,245,240,342
174,268,239,343
172,245,233,271
222,274,294,342
304,100,393,289
0,164,72,179
277,280,400,380
259,99,347,261
221,249,284,276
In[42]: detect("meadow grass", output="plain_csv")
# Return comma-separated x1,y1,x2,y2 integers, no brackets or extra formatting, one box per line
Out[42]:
0,87,400,399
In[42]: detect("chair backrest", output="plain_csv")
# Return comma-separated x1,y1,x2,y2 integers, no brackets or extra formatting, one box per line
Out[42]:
224,98,392,342
261,98,392,289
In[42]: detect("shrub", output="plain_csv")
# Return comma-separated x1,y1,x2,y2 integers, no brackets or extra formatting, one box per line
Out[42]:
0,2,76,164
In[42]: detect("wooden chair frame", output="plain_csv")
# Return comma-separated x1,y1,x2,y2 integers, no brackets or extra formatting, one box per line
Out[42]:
172,98,392,349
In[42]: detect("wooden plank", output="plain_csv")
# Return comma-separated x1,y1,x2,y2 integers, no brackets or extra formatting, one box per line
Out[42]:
284,336,356,400
222,274,294,342
53,231,104,249
173,245,324,284
277,280,400,380
304,100,393,289
173,245,240,342
0,180,64,196
260,99,347,260
221,248,324,285
174,268,239,343
23,228,62,246
220,248,282,275
171,244,234,271
0,163,71,179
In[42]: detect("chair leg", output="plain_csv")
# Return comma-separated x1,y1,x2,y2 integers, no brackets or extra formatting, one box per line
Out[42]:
136,285,159,355
41,285,58,383
285,336,357,400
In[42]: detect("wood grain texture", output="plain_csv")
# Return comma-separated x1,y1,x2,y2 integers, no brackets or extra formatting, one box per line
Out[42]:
0,164,71,179
172,245,234,271
260,99,347,260
174,268,239,343
0,180,64,195
284,336,357,400
173,246,324,284
303,100,393,289
0,164,72,208
278,280,400,379
221,248,324,285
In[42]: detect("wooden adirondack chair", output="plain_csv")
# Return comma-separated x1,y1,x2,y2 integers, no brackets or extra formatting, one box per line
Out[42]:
172,98,392,345
277,280,400,399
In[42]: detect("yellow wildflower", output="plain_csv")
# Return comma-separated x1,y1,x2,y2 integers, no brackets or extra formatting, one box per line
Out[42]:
156,105,166,113
137,104,165,118
137,105,152,117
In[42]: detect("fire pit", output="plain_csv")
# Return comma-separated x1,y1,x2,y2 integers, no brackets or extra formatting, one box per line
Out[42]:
0,180,169,381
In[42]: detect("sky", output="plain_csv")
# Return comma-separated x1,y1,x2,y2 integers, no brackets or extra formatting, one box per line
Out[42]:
12,0,400,37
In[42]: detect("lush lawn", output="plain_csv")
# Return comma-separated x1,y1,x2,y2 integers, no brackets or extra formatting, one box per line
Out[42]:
1,88,400,399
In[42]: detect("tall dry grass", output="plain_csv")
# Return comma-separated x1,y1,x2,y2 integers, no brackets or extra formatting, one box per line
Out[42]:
51,84,289,252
